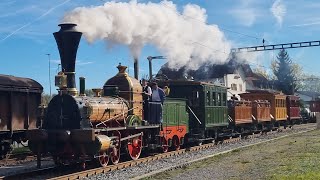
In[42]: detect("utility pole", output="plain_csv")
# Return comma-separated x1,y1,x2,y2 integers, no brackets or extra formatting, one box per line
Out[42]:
46,53,52,96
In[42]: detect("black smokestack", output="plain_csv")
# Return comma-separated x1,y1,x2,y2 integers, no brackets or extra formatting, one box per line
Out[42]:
53,23,82,95
79,77,85,96
134,58,139,79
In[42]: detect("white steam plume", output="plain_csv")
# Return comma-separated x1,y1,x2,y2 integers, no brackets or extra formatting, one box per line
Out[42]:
63,1,231,70
270,0,286,26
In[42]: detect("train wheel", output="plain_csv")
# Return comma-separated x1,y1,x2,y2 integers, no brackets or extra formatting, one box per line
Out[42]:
110,131,121,165
98,151,109,167
0,142,12,160
127,134,142,160
171,136,180,151
161,138,169,153
110,147,120,164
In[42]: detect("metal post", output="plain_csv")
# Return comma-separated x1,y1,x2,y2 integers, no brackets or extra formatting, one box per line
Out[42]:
147,56,152,80
46,54,52,96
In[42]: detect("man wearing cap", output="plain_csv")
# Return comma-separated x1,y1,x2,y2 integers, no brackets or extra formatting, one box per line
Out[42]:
142,79,152,121
150,82,166,124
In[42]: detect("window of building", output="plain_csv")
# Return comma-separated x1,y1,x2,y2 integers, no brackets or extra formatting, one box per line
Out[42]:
231,83,237,91
239,84,242,91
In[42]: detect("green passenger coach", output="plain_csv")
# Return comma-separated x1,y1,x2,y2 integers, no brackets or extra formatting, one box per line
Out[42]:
159,80,229,144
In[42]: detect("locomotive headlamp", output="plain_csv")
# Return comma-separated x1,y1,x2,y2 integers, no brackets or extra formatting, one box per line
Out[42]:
55,71,67,89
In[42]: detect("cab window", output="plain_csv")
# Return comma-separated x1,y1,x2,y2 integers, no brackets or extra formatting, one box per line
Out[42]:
206,91,211,106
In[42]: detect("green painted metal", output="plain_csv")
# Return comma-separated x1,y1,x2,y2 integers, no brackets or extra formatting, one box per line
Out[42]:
163,81,229,129
162,98,189,132
205,106,228,127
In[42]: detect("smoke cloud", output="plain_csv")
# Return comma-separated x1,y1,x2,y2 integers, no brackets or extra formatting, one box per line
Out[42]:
62,0,231,70
270,0,286,26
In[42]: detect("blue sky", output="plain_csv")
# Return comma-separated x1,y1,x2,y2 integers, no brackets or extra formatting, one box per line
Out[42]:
0,0,320,94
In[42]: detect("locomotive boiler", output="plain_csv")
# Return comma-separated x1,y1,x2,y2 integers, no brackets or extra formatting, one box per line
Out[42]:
27,23,149,168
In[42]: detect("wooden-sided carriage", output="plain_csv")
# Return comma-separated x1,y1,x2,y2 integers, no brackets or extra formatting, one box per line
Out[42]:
227,100,253,133
286,95,302,124
240,90,287,127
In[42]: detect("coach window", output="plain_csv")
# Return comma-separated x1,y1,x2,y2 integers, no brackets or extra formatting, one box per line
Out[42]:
222,93,227,106
206,91,211,106
192,91,200,107
217,93,221,106
212,92,216,106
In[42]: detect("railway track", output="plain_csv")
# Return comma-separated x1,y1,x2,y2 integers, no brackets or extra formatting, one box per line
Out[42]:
0,152,36,166
0,123,315,180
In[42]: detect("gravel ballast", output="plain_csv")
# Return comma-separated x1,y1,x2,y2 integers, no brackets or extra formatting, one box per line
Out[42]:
84,123,315,180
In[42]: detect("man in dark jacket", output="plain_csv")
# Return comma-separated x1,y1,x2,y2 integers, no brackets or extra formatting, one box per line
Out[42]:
149,82,165,124
151,82,165,104
142,79,152,121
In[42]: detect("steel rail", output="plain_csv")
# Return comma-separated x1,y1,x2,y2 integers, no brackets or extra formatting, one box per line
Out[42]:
0,123,314,180
49,124,315,180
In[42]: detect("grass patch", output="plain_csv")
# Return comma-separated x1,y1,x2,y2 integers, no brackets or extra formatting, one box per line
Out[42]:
149,129,320,179
11,146,30,154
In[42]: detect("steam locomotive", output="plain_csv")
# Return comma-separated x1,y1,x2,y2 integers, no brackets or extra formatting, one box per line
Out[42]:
27,23,306,169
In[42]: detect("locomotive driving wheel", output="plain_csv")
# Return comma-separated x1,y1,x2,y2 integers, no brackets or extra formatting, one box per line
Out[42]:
127,134,142,160
110,131,121,165
98,151,109,167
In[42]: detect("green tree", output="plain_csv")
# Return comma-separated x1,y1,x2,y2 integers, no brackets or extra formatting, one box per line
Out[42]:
298,74,320,92
271,49,296,94
253,66,272,80
41,93,54,106
84,89,94,97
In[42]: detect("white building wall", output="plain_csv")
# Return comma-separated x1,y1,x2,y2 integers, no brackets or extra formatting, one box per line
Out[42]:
224,73,246,100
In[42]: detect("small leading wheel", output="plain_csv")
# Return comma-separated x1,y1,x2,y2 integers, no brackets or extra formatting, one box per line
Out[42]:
98,151,109,167
127,134,142,160
110,131,121,165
